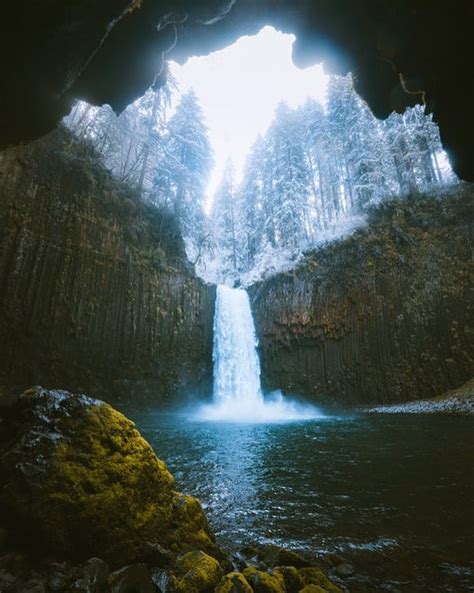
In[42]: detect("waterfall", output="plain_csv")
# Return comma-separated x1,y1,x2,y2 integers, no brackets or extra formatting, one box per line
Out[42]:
197,285,322,422
213,285,264,409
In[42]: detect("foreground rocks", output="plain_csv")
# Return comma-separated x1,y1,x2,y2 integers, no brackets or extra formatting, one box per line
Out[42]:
0,552,344,593
0,387,342,593
0,386,220,564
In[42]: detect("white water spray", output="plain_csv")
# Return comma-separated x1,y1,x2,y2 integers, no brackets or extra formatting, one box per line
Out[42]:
198,285,322,422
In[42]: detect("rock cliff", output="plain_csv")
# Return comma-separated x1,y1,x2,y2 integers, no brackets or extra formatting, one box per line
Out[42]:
250,188,473,405
0,128,215,405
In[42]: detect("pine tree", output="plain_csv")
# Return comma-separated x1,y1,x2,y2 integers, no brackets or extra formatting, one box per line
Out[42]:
237,136,266,271
266,102,311,248
154,89,213,244
299,98,336,232
326,75,390,213
210,158,239,275
65,80,175,194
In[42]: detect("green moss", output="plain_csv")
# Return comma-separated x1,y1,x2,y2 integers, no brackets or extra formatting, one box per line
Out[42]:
173,551,223,593
215,572,254,593
170,493,224,560
300,586,328,593
42,404,176,561
242,567,285,593
299,568,342,593
273,566,304,592
1,389,220,564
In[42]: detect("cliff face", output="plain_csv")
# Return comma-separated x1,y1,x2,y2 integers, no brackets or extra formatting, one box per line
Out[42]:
250,190,473,406
0,129,215,405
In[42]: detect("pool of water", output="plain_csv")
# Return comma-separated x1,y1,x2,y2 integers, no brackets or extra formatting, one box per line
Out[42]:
130,410,474,592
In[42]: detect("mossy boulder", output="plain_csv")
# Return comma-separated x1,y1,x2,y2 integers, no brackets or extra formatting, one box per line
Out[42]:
257,545,311,569
0,387,221,564
242,567,285,593
272,566,304,593
171,551,223,593
215,572,254,593
299,568,342,593
108,564,155,593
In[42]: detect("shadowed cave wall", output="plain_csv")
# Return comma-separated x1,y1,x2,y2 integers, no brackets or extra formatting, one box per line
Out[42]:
1,1,474,181
0,129,215,405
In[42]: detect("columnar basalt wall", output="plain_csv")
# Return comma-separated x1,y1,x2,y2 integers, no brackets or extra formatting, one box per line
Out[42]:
249,190,474,406
0,129,215,404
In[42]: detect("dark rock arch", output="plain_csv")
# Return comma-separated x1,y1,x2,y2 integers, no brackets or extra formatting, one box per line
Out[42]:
2,1,473,180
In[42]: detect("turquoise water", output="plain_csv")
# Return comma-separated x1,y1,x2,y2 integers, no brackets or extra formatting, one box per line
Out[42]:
131,410,474,592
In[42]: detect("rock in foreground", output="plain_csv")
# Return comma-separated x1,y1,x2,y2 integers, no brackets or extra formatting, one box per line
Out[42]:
0,386,221,564
0,387,343,593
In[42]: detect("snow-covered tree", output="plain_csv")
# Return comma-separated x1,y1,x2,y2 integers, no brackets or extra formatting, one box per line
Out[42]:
153,89,213,246
210,159,239,275
267,102,312,247
64,78,175,194
237,136,266,270
64,71,457,286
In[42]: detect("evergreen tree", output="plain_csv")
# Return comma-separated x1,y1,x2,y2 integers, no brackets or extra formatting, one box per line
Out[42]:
299,98,337,232
266,102,311,248
64,72,457,285
326,75,389,213
154,89,213,244
65,80,175,194
237,136,266,270
211,159,239,275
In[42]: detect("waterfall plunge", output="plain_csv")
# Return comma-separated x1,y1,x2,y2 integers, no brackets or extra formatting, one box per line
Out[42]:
198,285,322,422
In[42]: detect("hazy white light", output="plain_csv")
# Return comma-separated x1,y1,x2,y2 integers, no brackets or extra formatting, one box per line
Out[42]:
170,26,328,210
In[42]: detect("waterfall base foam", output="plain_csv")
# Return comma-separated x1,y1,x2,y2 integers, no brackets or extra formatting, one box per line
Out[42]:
196,390,324,423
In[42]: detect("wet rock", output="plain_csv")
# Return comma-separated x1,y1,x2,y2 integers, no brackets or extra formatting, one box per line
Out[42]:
272,566,304,593
0,569,16,592
229,551,250,572
299,586,327,593
242,566,286,593
143,542,176,568
299,567,342,593
239,547,260,566
47,562,70,593
21,576,47,593
173,550,223,593
259,545,311,569
150,569,176,592
334,562,355,578
215,571,254,593
71,558,110,593
240,544,310,570
322,555,344,568
108,564,155,593
0,387,220,564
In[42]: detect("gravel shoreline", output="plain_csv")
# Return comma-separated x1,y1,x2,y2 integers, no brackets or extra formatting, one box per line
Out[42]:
362,379,474,415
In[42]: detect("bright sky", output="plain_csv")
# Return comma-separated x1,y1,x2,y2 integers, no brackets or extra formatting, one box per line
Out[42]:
170,26,328,210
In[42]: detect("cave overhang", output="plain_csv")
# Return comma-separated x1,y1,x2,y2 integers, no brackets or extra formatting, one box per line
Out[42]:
1,0,473,180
